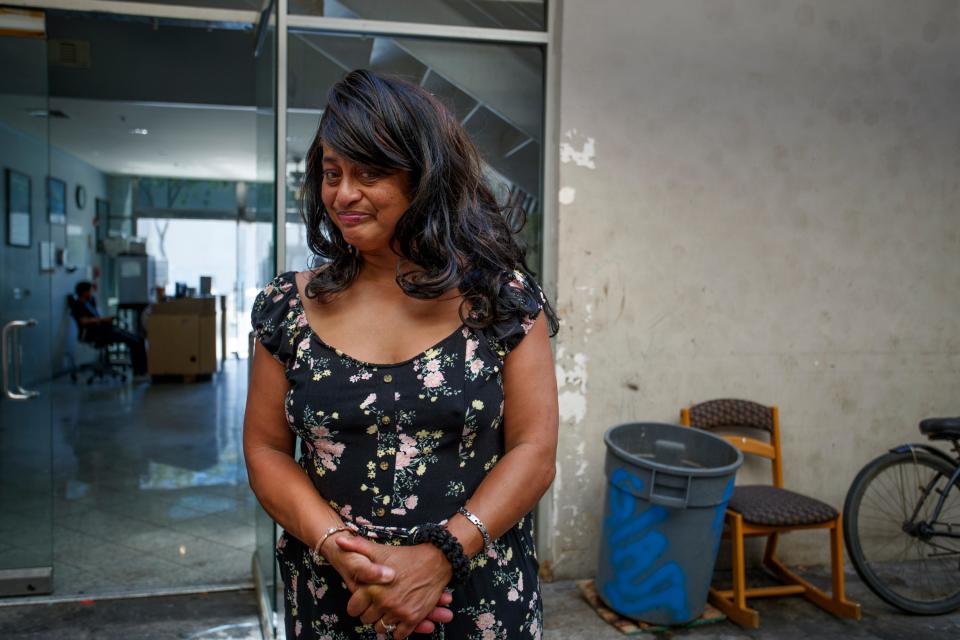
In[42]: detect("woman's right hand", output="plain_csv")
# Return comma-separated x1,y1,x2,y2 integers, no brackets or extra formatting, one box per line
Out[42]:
326,536,396,590
326,536,453,635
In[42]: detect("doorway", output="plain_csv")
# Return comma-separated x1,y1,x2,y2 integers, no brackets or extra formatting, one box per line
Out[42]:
0,4,553,634
1,7,265,599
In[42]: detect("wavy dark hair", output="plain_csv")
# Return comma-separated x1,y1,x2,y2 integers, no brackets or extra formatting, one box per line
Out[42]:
299,69,558,341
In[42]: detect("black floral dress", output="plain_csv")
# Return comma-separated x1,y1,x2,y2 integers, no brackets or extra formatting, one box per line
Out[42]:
251,270,547,640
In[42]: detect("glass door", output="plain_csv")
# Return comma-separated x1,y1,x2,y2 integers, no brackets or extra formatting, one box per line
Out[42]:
252,0,281,637
248,4,548,637
0,10,55,597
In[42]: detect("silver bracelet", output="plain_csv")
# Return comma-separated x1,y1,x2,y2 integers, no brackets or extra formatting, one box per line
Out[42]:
312,525,350,564
458,506,492,553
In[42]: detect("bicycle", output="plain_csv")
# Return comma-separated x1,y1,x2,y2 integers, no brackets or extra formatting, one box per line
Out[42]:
843,416,960,614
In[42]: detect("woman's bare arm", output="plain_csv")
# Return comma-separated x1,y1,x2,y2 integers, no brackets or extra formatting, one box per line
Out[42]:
445,312,559,555
243,341,347,550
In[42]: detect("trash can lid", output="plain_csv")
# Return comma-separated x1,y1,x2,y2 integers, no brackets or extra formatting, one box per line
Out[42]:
604,422,743,477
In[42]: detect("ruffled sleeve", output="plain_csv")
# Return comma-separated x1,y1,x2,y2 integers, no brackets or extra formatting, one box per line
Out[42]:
251,272,300,364
491,269,546,357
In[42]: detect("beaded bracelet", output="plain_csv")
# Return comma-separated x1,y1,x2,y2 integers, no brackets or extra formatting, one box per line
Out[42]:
410,523,471,586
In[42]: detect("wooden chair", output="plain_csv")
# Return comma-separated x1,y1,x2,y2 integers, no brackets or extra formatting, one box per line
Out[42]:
680,399,860,628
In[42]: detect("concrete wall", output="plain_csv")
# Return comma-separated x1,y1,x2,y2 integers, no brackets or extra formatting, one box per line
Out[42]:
549,0,960,578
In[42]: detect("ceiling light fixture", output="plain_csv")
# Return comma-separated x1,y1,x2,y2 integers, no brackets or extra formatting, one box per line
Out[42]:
129,128,149,135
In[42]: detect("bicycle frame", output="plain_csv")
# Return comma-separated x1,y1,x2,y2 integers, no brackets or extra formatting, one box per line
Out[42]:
890,443,960,540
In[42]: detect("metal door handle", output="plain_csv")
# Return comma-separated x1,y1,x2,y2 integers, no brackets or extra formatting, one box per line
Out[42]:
14,319,39,398
2,321,16,399
2,320,39,400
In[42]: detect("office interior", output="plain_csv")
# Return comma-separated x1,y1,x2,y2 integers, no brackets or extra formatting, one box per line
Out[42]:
0,0,547,621
1,10,267,599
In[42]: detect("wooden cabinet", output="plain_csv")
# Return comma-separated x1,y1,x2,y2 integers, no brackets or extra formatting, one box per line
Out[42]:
146,298,217,376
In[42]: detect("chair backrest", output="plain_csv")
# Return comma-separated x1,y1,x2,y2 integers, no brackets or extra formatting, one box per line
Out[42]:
68,294,99,345
680,398,783,488
67,294,83,329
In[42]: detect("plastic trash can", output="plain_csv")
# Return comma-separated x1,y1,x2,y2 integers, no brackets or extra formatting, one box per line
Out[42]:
596,422,743,626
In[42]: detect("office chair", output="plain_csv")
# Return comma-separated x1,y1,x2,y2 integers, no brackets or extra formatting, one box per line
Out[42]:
67,294,129,384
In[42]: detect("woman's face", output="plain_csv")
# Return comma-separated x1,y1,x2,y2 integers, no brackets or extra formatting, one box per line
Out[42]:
320,146,412,255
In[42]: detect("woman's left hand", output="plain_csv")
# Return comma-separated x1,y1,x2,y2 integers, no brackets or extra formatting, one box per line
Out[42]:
335,534,454,638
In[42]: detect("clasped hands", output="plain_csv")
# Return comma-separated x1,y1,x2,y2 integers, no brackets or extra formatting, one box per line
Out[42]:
327,533,454,638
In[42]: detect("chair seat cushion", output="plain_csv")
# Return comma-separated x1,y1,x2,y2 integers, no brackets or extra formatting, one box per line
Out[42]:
728,485,838,526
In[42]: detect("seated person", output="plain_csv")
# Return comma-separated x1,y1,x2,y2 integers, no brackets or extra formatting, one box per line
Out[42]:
71,281,147,376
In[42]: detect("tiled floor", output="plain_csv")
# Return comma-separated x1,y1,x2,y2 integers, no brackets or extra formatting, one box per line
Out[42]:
1,359,257,598
0,589,261,639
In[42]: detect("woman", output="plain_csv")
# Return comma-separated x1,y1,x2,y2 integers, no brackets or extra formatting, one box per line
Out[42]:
244,69,559,640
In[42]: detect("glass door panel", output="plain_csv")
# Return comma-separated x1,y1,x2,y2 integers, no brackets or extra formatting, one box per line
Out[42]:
252,1,281,636
0,14,55,597
254,15,547,637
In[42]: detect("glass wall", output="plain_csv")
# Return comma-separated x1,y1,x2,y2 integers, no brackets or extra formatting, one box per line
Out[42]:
0,0,548,612
5,9,261,599
283,29,545,273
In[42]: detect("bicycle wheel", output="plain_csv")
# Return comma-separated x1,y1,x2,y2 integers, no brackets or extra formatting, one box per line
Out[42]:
844,450,960,614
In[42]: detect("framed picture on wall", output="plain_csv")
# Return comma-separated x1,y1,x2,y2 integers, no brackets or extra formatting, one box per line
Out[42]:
5,168,31,248
47,177,66,224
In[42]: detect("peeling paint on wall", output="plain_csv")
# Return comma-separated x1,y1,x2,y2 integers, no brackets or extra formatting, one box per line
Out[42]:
559,186,576,204
556,350,589,424
575,441,589,477
560,129,596,169
559,391,587,424
550,459,562,535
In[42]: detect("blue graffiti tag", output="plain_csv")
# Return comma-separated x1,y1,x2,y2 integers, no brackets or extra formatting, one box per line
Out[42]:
600,468,691,622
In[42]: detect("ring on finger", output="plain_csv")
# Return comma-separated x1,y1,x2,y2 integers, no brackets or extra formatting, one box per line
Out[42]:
379,619,397,633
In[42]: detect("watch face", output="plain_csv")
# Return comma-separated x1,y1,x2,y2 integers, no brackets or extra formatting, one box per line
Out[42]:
75,185,86,209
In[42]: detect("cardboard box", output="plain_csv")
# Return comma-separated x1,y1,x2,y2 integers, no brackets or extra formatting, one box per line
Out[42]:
147,298,217,376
